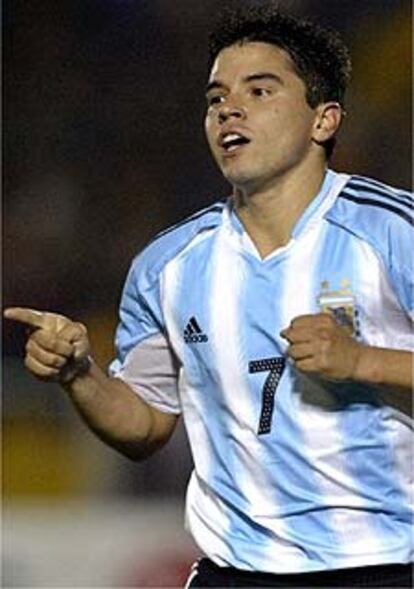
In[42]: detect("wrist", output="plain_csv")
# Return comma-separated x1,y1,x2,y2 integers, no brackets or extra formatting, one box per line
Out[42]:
352,345,382,385
59,355,93,385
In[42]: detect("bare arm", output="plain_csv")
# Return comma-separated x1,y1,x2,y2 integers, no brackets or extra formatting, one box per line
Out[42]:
4,307,178,460
281,313,413,390
351,346,412,389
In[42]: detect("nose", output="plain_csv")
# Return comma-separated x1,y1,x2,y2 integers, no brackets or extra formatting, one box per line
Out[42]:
217,100,246,124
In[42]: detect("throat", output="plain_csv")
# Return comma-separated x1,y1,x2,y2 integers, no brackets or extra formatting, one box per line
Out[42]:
233,170,326,258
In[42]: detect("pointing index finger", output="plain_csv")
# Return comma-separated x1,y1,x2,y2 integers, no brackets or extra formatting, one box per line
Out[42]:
4,307,48,329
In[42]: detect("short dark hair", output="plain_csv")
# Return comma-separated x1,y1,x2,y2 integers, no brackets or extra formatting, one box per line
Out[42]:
208,3,352,157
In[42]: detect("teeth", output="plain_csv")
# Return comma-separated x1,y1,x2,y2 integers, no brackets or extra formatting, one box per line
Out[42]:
221,133,249,151
223,133,243,146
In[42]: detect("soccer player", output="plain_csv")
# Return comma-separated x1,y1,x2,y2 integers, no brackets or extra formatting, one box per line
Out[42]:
5,5,413,588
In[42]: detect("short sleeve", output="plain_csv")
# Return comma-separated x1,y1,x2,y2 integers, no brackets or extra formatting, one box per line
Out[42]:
109,258,181,414
385,219,414,319
326,177,414,319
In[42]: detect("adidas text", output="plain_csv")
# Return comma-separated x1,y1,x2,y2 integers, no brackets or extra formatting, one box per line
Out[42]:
184,333,208,344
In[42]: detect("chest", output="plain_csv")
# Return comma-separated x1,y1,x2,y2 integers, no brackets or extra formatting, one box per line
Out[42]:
161,224,406,363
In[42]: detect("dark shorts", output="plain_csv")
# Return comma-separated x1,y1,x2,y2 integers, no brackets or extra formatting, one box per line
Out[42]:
185,557,413,588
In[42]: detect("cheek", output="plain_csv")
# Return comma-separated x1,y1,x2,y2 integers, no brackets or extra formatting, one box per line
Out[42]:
286,101,316,135
265,112,313,151
204,114,215,145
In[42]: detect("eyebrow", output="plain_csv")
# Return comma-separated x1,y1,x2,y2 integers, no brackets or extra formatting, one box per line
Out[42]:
205,72,284,94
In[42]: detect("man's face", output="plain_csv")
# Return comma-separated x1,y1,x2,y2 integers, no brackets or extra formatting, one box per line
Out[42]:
205,42,319,193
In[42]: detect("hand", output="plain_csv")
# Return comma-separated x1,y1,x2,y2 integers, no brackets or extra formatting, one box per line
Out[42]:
281,313,362,381
4,307,91,383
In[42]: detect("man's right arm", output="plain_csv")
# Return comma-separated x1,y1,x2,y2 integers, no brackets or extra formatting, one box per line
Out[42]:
4,307,178,460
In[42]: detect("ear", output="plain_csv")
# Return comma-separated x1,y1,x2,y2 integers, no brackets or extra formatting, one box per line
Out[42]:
312,102,344,144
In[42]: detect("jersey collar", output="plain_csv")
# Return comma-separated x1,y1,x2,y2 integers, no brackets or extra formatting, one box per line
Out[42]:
225,169,350,245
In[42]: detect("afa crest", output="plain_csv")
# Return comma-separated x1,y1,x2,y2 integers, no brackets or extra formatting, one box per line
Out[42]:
317,279,360,338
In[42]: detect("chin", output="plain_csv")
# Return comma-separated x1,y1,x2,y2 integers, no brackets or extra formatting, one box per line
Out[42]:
224,172,257,192
221,165,253,186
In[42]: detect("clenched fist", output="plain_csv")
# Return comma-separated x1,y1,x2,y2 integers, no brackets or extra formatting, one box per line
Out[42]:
281,312,362,381
4,307,91,383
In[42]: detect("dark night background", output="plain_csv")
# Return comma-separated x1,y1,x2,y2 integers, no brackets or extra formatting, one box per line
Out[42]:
2,0,412,585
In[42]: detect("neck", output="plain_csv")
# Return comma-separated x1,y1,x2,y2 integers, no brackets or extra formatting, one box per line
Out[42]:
233,161,327,258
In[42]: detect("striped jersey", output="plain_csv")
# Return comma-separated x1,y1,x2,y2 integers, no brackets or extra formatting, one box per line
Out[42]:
110,170,414,573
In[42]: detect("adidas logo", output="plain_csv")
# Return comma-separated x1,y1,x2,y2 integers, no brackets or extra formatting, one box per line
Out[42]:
184,316,208,344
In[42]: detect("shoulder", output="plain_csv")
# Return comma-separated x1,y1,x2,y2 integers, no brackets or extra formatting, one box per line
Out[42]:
325,174,413,254
128,200,226,289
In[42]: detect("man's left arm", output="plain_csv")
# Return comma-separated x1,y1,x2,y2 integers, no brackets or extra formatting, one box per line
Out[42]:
281,313,413,390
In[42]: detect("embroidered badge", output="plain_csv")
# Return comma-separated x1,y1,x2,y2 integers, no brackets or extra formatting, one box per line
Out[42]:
317,279,360,337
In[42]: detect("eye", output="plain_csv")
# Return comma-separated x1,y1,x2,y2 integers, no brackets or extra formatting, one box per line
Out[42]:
207,94,225,107
251,87,272,98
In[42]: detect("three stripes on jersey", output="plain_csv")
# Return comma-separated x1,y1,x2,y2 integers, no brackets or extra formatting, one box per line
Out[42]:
184,316,209,343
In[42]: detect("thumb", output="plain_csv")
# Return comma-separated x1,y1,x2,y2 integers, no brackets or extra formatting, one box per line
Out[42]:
57,321,90,360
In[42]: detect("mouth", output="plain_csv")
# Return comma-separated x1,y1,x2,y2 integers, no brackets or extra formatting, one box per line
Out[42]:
218,131,251,155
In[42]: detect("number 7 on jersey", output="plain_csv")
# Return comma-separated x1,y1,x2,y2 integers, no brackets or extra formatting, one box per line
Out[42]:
249,357,286,435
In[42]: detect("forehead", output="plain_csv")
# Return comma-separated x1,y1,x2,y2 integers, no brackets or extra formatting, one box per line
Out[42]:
208,41,297,82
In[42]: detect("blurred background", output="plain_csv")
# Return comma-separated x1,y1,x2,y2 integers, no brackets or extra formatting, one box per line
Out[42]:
3,0,412,586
